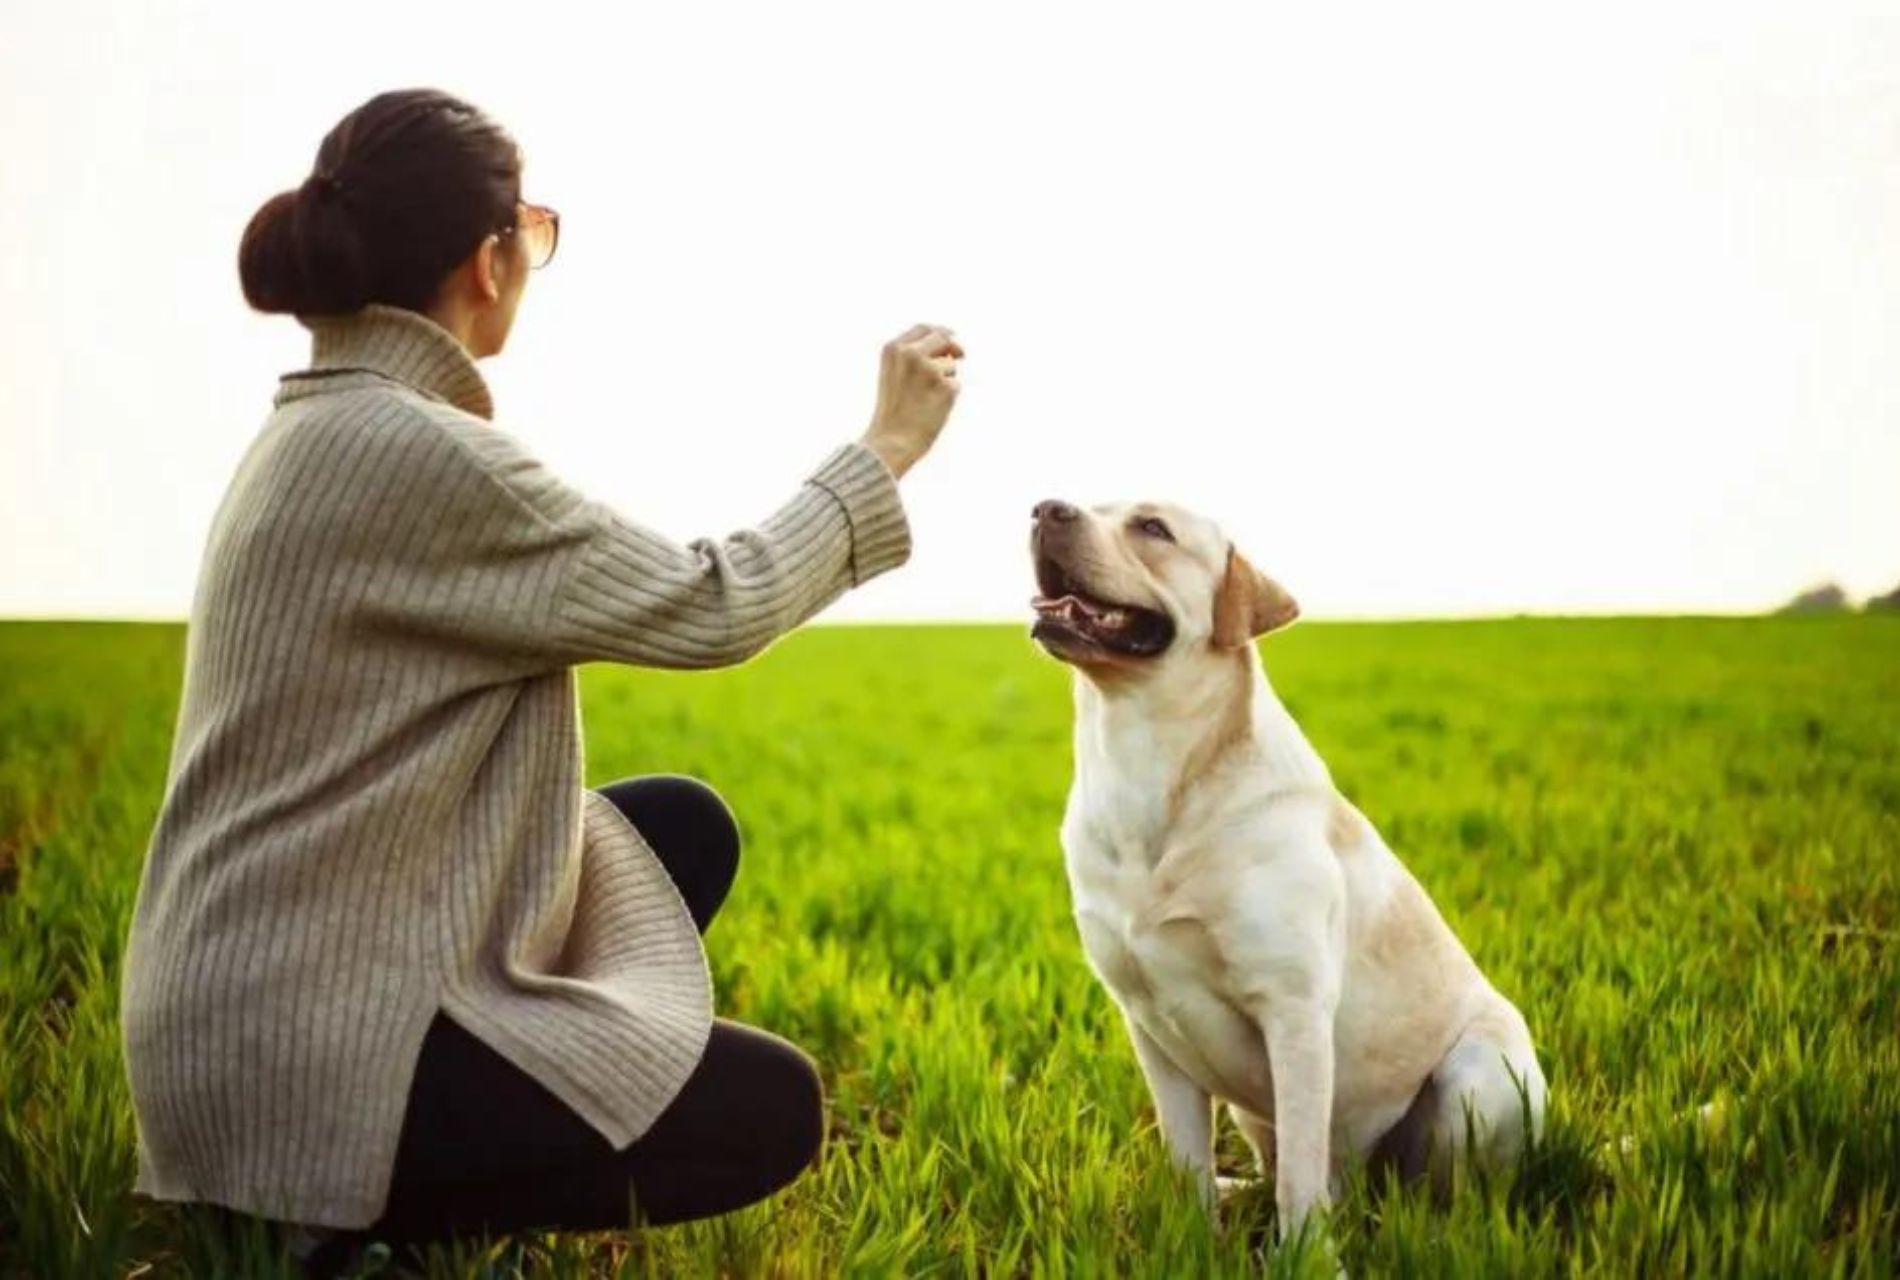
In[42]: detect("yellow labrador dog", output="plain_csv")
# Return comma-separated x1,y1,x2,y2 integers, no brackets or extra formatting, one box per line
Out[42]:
1028,498,1545,1240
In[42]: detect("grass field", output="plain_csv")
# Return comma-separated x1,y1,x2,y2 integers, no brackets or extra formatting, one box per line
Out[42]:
2,616,1896,1277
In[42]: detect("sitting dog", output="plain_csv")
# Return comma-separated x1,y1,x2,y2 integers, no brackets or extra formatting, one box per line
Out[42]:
1028,498,1546,1239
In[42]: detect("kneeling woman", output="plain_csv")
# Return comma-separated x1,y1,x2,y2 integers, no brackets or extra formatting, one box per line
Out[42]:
119,88,962,1271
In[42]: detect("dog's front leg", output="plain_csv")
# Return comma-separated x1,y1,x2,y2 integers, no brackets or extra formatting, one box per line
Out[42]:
1125,1016,1216,1208
1259,998,1336,1238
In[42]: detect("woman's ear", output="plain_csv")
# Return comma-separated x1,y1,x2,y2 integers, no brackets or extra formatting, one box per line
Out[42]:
1211,546,1300,648
472,234,503,303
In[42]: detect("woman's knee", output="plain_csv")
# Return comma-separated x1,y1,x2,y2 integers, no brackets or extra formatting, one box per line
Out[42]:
670,775,740,873
600,775,737,859
712,1023,824,1189
769,1044,826,1184
721,1022,825,1179
595,774,740,929
711,1040,823,1211
622,1023,825,1224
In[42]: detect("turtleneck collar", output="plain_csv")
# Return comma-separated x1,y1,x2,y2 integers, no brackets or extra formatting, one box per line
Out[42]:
277,304,495,420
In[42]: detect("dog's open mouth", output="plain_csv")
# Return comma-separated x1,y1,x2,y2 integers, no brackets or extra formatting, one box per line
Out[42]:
1031,556,1174,657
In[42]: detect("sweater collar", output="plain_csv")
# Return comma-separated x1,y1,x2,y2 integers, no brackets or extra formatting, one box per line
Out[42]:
279,304,495,420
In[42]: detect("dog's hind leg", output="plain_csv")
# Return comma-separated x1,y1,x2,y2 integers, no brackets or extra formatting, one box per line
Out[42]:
1422,997,1546,1190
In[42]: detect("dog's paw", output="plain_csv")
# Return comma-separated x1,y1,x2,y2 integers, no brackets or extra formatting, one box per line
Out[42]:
1276,1210,1347,1279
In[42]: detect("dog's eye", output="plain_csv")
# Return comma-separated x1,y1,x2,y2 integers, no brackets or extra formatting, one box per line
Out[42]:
1134,516,1175,543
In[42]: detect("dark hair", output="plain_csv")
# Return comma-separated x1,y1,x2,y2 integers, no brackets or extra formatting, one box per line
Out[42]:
238,89,522,316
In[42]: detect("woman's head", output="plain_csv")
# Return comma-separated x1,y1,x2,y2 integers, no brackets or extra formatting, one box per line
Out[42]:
239,88,556,356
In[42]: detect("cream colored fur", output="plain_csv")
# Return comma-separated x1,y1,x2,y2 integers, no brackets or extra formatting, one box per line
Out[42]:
1031,500,1547,1241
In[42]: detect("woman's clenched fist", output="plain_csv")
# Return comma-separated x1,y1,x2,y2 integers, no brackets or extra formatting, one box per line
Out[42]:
861,323,963,479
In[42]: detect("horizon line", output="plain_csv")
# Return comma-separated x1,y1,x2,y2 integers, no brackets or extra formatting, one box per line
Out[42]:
3,607,1890,628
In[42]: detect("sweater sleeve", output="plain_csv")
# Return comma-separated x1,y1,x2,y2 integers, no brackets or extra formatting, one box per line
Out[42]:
550,442,910,668
375,408,912,672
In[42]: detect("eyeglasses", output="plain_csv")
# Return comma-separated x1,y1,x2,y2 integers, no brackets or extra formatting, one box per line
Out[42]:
499,202,560,270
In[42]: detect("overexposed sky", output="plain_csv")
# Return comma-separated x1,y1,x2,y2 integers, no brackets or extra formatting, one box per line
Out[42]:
3,1,1898,621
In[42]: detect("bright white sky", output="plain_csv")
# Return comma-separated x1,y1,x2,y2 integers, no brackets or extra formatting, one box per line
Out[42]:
3,1,1898,621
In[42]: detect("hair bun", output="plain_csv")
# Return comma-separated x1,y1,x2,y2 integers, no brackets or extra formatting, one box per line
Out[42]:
238,181,371,316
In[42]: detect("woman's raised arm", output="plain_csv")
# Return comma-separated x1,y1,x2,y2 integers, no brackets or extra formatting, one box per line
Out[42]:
353,324,962,672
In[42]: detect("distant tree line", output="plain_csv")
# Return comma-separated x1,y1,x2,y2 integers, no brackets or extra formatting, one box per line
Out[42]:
1780,581,1900,614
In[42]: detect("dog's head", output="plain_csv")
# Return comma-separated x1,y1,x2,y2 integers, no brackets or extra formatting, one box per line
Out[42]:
1028,498,1298,678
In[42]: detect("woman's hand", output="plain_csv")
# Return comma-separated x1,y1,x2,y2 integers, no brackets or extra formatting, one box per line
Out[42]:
861,323,963,479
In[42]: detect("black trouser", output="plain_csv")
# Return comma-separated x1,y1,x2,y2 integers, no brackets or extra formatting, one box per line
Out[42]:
301,776,824,1268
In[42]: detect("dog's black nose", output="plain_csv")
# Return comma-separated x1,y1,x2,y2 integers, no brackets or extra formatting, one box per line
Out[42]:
1033,500,1079,524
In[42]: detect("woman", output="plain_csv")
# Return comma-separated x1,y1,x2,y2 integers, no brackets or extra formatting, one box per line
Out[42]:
118,88,961,1271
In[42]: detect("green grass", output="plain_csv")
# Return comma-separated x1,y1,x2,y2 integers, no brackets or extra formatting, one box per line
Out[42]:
1,616,1896,1277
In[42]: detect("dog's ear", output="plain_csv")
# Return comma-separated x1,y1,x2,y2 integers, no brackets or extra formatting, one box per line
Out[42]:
1212,547,1299,648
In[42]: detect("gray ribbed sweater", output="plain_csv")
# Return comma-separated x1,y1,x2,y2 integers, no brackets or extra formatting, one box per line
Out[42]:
120,303,910,1228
